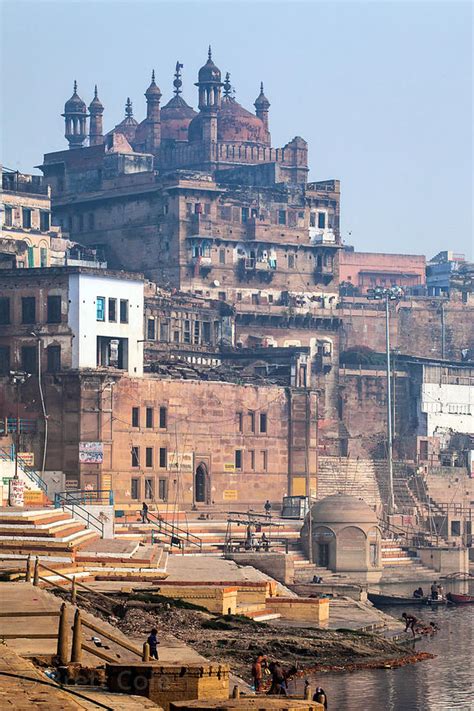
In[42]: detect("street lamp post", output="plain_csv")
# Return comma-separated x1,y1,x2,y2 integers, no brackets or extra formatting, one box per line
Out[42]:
9,371,30,480
367,286,403,515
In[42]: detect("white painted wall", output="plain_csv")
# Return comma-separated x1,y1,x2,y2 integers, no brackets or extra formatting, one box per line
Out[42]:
68,272,144,376
418,382,474,437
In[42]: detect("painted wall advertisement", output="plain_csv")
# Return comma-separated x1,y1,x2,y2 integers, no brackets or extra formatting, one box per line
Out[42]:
168,452,194,473
9,478,25,507
79,442,103,464
18,452,34,467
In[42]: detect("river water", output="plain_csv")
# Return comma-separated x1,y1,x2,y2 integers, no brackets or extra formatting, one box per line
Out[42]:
304,580,474,711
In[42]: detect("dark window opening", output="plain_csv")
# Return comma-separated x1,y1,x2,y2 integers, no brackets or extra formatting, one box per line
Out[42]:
132,407,140,428
318,212,326,229
278,210,286,225
96,336,128,370
40,212,50,232
145,448,153,468
159,406,167,429
131,478,139,500
160,320,170,342
21,346,37,374
261,450,268,471
235,450,242,470
145,478,153,498
120,299,129,324
146,407,154,428
158,478,168,500
22,208,32,229
288,254,295,269
0,346,10,374
108,298,117,322
248,411,255,433
260,413,267,433
131,446,140,467
241,207,249,223
47,345,61,373
96,296,105,321
47,295,61,324
237,412,243,433
147,318,156,340
0,297,10,325
21,297,36,324
159,447,167,468
4,206,12,227
202,321,211,343
249,450,255,470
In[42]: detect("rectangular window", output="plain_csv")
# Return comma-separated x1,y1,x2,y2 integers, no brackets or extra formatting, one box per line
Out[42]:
21,346,37,374
21,296,36,324
193,321,200,345
160,320,170,342
241,207,249,223
248,411,255,433
158,478,168,501
119,299,129,324
0,346,11,374
47,345,61,373
47,295,61,323
145,478,154,498
132,407,140,428
202,321,211,343
96,296,105,321
88,213,95,230
108,298,117,322
27,246,34,268
40,247,48,267
22,208,32,228
218,291,226,301
186,202,193,215
219,248,226,265
183,320,191,344
173,330,180,343
288,254,295,269
237,412,243,433
0,297,10,325
131,478,139,500
159,447,167,468
4,206,12,227
145,448,153,468
147,318,156,340
40,212,50,232
261,450,268,471
146,407,154,428
78,214,84,232
249,450,255,470
159,406,167,429
310,212,316,227
235,449,243,470
278,210,286,225
259,413,268,434
131,446,140,467
318,212,326,229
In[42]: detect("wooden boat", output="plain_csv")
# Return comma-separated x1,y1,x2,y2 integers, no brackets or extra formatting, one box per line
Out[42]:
368,592,427,606
446,592,474,604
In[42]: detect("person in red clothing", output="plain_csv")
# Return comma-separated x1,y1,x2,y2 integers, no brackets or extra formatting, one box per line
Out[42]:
251,653,267,692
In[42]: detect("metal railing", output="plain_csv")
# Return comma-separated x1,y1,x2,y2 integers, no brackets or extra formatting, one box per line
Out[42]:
0,446,48,493
378,516,443,548
148,511,202,552
54,489,114,506
54,493,105,538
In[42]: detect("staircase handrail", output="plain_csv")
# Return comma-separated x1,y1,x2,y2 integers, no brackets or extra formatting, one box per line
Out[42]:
226,510,281,526
0,446,48,493
378,516,441,548
147,511,202,551
54,489,114,506
54,493,104,538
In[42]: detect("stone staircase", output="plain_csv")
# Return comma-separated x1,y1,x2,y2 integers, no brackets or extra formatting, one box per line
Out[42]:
380,538,437,583
316,457,382,509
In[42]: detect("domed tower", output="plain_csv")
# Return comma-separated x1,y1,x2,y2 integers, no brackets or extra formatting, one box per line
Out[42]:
161,62,197,143
254,82,270,133
62,81,88,149
144,70,162,153
88,85,104,146
195,46,222,144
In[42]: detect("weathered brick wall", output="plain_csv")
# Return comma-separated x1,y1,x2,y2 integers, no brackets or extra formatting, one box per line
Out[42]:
340,295,474,361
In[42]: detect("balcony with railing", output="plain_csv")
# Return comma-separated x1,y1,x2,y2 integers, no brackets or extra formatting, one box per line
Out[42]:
0,418,38,436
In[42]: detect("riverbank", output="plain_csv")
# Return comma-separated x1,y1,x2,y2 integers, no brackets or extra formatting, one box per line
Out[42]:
107,600,432,682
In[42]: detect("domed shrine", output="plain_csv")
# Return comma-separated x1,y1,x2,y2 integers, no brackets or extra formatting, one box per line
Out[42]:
300,493,383,583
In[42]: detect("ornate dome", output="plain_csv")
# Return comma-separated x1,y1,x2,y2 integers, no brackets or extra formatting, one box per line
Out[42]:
218,97,268,144
254,82,270,110
89,85,103,112
110,98,138,143
64,81,86,113
198,46,221,84
161,94,197,142
310,493,377,525
145,70,162,99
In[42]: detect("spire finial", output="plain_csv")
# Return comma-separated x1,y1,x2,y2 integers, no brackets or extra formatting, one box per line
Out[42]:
74,80,78,94
125,97,133,118
151,69,155,83
208,45,212,61
223,72,232,98
94,84,98,98
260,81,264,94
173,61,183,96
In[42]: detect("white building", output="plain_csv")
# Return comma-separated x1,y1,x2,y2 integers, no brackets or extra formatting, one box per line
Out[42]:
417,364,474,439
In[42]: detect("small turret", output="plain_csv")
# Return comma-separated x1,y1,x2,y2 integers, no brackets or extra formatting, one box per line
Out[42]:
144,70,162,153
62,81,88,149
88,85,104,146
254,82,270,132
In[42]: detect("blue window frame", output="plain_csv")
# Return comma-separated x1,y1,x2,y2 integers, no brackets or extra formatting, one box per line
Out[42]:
96,296,105,321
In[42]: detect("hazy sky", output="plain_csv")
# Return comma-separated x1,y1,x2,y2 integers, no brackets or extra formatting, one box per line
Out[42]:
1,0,472,258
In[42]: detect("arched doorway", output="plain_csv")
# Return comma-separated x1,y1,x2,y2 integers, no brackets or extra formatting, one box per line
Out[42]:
195,462,209,504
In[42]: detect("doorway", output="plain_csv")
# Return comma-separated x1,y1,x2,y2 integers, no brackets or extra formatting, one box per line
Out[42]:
195,462,209,504
317,543,329,567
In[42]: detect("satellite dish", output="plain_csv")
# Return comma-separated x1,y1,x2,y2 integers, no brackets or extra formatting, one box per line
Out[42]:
212,280,220,287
